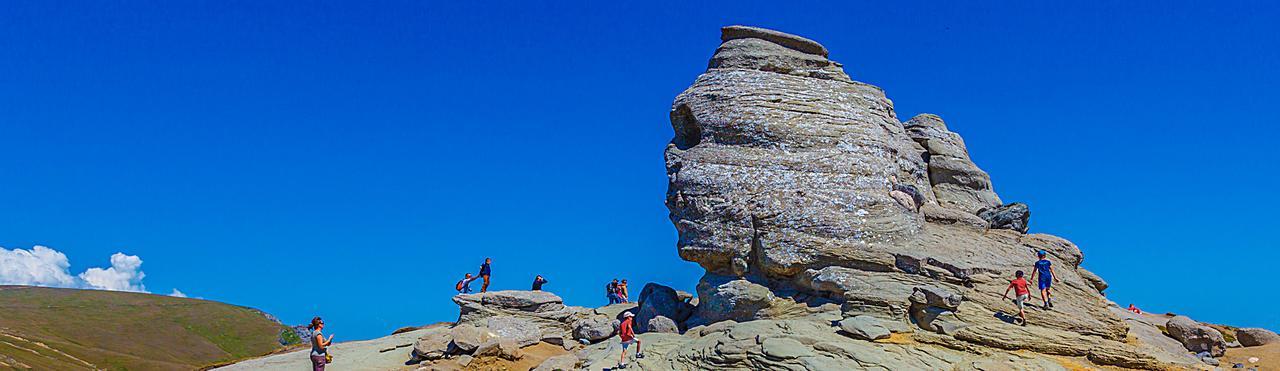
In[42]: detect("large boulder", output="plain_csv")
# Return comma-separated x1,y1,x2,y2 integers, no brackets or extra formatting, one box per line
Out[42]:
977,203,1030,233
1166,315,1227,357
1236,327,1280,347
646,316,680,334
409,329,453,362
634,283,694,332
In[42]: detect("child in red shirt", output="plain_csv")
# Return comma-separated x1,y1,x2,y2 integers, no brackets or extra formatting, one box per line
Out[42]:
617,312,643,368
1002,270,1031,326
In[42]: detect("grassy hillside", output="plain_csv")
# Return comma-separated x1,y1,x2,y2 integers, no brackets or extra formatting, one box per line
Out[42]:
0,286,293,370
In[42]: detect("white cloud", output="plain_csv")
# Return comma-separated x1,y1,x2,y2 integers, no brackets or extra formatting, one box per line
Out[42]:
0,245,78,287
0,245,150,293
169,288,187,298
79,253,146,292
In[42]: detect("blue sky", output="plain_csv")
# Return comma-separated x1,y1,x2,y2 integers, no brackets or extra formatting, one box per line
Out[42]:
1,1,1276,340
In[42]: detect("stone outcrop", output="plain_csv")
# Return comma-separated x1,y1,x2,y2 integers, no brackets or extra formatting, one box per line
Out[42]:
634,283,693,333
655,24,1208,370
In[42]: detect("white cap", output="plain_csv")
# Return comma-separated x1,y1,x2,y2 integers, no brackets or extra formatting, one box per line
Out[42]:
623,312,634,318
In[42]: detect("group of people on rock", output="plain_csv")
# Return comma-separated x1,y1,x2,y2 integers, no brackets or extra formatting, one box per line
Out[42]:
606,278,630,304
1002,249,1060,326
454,258,551,294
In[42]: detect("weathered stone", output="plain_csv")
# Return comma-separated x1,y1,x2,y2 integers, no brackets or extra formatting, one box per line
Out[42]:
634,283,693,332
1166,315,1227,357
977,203,1030,233
533,354,579,371
409,330,452,361
1078,268,1108,293
448,324,493,353
473,338,522,360
686,275,777,327
485,316,542,348
647,315,679,334
761,337,808,360
838,316,890,340
1237,327,1280,347
570,315,614,342
904,114,1002,214
909,285,963,311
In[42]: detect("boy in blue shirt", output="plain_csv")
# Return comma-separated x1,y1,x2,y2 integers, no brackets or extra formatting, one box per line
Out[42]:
1028,250,1059,309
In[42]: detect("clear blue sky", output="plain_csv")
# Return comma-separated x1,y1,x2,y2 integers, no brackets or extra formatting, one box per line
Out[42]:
2,1,1276,340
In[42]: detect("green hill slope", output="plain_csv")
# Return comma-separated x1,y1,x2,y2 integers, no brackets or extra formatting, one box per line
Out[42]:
0,286,294,370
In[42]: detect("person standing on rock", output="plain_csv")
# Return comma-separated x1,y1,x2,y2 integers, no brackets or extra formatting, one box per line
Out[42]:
1003,270,1032,326
308,316,334,371
478,258,492,293
618,312,644,368
1029,250,1059,309
531,275,547,291
619,279,630,303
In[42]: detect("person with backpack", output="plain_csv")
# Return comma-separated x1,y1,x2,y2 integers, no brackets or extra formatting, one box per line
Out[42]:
478,258,492,293
1002,270,1031,326
1028,250,1059,310
456,273,476,294
606,279,620,304
531,275,547,291
617,312,643,368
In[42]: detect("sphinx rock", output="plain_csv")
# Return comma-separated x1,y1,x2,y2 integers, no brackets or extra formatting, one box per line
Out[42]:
652,25,1196,370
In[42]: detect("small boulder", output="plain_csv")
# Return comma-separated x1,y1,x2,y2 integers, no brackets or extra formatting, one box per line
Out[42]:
1166,315,1227,357
533,354,580,371
913,306,968,335
571,315,615,342
449,324,494,353
760,337,808,360
1237,328,1280,347
473,338,522,360
909,285,963,310
978,203,1030,233
838,316,891,340
647,315,680,334
409,330,452,361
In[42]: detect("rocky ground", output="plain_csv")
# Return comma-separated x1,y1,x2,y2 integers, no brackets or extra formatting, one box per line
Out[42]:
217,24,1278,371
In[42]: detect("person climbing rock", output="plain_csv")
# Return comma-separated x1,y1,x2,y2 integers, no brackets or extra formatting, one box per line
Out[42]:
531,275,547,291
308,316,334,371
1127,303,1142,314
456,273,477,294
1002,270,1032,326
618,312,643,368
606,279,620,304
1028,250,1058,310
478,258,492,293
619,279,630,303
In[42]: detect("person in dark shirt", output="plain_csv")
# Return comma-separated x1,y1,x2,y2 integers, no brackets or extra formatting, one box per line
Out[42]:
531,275,547,291
606,279,620,304
1028,250,1058,310
478,258,492,293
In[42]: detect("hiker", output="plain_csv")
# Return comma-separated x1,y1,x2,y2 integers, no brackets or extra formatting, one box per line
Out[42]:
478,258,492,293
1002,270,1031,326
308,316,334,371
1127,303,1142,314
456,273,477,294
618,279,630,303
617,312,644,368
606,279,620,304
531,275,547,291
1028,250,1059,309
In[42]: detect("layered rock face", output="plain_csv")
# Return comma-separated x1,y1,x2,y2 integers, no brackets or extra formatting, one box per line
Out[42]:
659,25,1207,370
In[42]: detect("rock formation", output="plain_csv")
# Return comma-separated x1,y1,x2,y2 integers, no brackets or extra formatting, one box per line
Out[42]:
400,25,1249,371
655,25,1214,370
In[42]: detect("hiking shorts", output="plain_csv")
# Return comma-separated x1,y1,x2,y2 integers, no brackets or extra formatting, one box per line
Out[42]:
1014,294,1029,310
621,339,637,348
1038,276,1053,290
